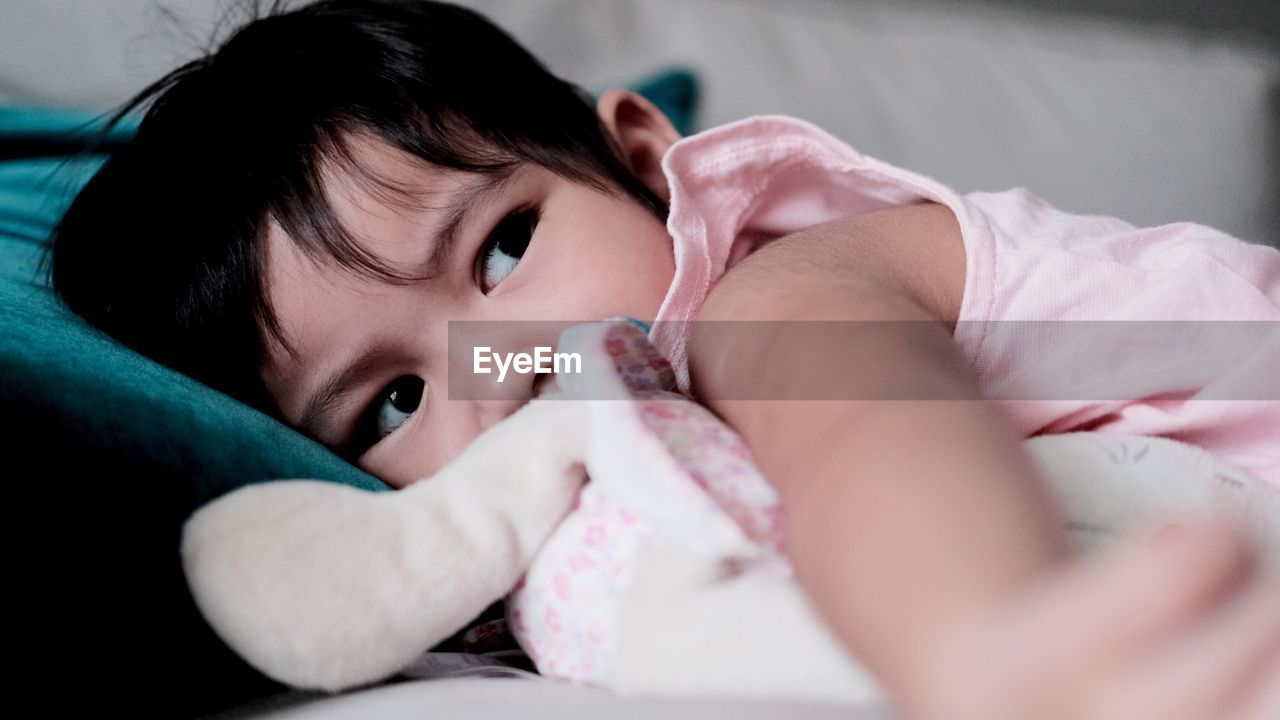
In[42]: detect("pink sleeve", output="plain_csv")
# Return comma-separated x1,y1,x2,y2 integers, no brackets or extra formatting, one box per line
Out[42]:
653,114,1279,486
953,188,1280,486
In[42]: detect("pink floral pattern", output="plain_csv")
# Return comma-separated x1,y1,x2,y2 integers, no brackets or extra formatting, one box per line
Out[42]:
506,319,786,685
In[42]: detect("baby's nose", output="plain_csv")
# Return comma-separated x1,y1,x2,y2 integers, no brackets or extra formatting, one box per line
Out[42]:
471,392,536,438
533,370,559,399
468,361,563,438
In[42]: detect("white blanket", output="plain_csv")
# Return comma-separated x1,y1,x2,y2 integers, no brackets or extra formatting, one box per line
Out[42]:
181,401,1279,703
605,431,1280,704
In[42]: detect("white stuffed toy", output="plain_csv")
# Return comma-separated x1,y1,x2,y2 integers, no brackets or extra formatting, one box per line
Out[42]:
181,319,1280,703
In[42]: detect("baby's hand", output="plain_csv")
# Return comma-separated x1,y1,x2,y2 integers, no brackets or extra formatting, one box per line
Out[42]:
906,522,1280,720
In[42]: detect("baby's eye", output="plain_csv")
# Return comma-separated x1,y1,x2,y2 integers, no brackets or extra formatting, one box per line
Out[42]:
477,206,539,293
371,375,426,442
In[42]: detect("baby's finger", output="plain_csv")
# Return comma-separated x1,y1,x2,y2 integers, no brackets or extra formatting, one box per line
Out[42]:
1005,519,1256,680
1065,520,1251,647
1234,650,1280,720
1111,576,1280,720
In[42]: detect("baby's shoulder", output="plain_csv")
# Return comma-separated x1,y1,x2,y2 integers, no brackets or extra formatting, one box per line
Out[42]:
716,202,966,325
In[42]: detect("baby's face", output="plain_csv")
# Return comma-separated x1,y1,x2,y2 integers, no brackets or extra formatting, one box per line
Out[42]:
261,130,676,487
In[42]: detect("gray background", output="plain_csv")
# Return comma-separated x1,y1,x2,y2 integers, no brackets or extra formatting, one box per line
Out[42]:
2,0,1277,246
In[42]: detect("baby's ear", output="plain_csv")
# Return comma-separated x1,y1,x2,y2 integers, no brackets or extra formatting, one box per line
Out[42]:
596,89,681,201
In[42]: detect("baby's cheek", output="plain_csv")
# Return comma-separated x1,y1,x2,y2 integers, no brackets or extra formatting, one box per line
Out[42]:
361,446,441,489
361,409,484,487
593,237,674,319
538,263,635,319
639,235,679,314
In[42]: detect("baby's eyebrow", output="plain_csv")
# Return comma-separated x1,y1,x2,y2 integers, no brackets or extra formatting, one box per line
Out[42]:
409,165,522,278
297,165,523,444
298,342,390,443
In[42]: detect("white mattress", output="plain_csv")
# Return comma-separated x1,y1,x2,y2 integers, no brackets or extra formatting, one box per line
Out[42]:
1,0,1277,245
213,676,884,720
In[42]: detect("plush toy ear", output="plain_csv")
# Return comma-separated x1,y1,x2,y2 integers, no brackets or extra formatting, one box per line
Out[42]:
1025,433,1280,566
180,397,590,692
182,479,444,691
557,319,679,400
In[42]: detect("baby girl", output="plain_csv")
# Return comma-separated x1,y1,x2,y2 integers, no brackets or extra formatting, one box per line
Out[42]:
48,1,1279,718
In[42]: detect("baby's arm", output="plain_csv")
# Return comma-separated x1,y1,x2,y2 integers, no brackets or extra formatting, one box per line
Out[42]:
689,202,1066,690
687,204,1280,718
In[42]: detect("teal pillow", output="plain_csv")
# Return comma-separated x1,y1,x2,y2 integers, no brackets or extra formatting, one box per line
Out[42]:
1,153,388,504
3,67,698,718
611,67,699,138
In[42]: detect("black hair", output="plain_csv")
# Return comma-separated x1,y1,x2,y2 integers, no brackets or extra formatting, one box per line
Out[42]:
48,0,669,417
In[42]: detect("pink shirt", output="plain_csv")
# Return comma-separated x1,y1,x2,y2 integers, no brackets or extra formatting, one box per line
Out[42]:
649,115,1280,486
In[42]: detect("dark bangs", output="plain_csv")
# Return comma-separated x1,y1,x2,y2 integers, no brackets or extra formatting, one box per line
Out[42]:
48,0,668,416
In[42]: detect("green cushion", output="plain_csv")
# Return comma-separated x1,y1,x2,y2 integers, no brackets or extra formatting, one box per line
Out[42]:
1,157,388,506
3,67,698,718
618,67,699,138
